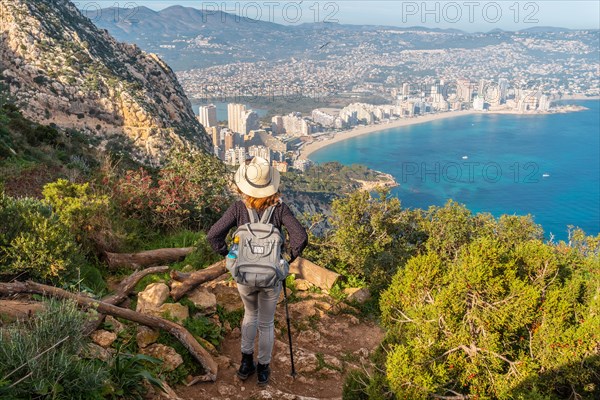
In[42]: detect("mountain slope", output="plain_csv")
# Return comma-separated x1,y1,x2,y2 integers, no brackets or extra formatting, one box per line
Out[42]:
0,0,210,164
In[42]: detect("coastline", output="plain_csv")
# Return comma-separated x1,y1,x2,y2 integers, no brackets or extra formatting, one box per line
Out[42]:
557,94,600,100
301,109,479,159
300,101,596,160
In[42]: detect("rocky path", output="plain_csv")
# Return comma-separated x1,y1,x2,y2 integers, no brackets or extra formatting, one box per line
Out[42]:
175,292,384,400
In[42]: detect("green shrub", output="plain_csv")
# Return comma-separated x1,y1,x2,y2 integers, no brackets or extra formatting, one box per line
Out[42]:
318,188,425,294
0,192,82,283
342,368,391,400
42,179,120,254
0,299,108,399
105,345,163,400
184,316,223,347
378,213,600,399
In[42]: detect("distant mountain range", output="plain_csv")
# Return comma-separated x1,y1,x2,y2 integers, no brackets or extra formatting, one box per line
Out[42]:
90,5,590,71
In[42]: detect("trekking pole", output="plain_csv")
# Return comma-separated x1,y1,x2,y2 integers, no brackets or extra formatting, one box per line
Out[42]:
282,278,297,378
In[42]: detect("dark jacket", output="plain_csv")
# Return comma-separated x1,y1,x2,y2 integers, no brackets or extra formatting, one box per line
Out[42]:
207,200,308,263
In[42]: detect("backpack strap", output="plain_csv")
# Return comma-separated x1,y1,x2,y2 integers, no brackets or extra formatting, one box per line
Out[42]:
260,205,277,224
245,204,277,225
246,206,259,223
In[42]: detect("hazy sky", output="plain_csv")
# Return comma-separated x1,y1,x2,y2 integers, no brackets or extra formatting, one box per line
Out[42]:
89,1,600,32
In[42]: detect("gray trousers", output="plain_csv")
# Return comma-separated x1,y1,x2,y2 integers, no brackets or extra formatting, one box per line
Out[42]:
237,281,282,365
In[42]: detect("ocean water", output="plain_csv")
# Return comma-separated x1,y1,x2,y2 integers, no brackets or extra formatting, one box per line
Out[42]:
311,100,600,241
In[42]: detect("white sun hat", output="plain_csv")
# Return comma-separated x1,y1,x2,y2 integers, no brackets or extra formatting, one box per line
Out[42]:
234,156,280,198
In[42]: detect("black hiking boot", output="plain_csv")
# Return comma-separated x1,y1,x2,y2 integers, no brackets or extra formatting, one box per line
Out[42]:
257,363,270,386
237,353,256,380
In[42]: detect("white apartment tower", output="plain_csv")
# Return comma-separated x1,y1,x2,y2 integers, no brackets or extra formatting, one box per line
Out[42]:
457,79,473,103
249,145,272,162
227,103,246,134
198,104,217,128
240,110,260,135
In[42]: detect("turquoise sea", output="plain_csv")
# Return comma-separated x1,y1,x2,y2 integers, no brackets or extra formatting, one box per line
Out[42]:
311,100,600,241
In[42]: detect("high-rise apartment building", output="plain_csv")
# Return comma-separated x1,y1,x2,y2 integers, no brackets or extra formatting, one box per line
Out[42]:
198,104,217,128
224,130,235,152
457,79,473,103
280,113,310,136
227,103,246,134
271,116,284,135
498,78,509,103
208,126,220,147
538,94,551,111
240,110,260,135
473,96,485,111
248,145,272,162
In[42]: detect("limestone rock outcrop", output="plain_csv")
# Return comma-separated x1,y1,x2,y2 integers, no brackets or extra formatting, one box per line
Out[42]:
0,0,210,164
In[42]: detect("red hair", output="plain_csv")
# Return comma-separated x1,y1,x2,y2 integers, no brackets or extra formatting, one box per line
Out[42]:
237,188,281,212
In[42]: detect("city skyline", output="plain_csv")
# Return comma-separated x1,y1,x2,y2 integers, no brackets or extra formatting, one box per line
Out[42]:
91,1,600,32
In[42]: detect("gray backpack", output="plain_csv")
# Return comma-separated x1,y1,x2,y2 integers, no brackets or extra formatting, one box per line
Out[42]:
227,205,289,287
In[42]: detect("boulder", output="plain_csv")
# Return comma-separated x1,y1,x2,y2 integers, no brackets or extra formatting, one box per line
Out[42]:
140,343,183,371
157,303,189,323
90,329,117,348
230,327,241,339
136,283,170,313
137,326,160,348
187,287,217,314
104,316,125,334
85,343,112,362
295,279,314,291
294,350,319,373
343,287,371,304
288,300,330,319
213,284,243,313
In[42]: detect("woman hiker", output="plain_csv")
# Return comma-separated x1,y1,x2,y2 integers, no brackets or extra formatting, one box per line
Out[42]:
207,156,308,386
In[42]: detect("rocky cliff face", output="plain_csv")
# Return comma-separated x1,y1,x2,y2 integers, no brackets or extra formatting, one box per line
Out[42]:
0,0,210,164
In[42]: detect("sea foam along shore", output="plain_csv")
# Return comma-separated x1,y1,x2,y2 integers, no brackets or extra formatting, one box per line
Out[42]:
300,109,479,159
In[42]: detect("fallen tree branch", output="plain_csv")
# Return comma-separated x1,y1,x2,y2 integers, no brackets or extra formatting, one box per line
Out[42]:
170,270,228,284
289,257,341,291
170,270,191,282
0,300,45,320
104,248,195,270
0,281,218,381
84,266,170,334
170,260,226,301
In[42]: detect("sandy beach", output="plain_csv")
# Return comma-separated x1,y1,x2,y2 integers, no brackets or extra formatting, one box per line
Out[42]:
300,109,479,159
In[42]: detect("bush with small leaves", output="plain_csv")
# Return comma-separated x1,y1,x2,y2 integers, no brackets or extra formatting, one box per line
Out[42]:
42,179,119,254
0,191,82,283
377,212,600,399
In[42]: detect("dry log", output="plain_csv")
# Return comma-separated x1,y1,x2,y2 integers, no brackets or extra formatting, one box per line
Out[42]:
0,281,218,381
104,247,195,270
170,270,190,282
290,257,341,291
84,266,170,334
0,299,45,321
170,260,226,301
